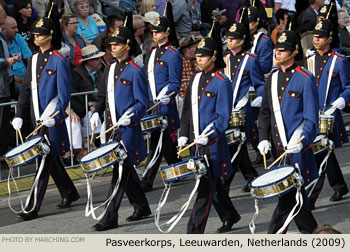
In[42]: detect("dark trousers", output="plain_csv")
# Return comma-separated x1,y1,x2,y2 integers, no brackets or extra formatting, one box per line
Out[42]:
268,187,318,234
101,157,150,224
25,152,78,212
0,96,11,156
308,151,349,205
141,129,181,185
224,143,258,192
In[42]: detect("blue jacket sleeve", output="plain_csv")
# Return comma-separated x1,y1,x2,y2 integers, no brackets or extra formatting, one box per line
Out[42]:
130,68,148,123
249,57,265,96
339,57,350,103
164,51,182,100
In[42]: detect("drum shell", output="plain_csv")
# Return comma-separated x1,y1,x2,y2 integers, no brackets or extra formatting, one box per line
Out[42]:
249,92,258,103
319,115,334,134
312,135,330,155
140,115,167,133
228,111,245,129
4,136,44,168
225,129,241,146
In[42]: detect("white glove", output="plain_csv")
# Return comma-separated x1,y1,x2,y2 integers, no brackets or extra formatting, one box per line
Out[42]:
160,96,170,105
42,118,55,127
258,140,271,155
117,117,131,126
90,112,100,128
178,136,188,147
195,136,209,145
331,97,346,110
251,96,262,107
12,117,23,130
306,49,316,58
286,142,303,154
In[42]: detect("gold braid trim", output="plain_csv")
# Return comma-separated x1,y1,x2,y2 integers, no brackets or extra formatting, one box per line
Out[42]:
275,50,298,64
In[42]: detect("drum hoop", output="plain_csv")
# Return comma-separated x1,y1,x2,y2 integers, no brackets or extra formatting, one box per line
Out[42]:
160,156,203,170
80,141,120,163
252,179,298,200
250,165,296,189
4,136,43,159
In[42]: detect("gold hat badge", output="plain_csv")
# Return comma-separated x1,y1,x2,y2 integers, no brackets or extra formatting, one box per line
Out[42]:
154,17,161,27
36,18,44,28
278,32,287,43
315,21,323,30
320,6,327,13
111,29,120,37
197,39,206,49
229,23,237,32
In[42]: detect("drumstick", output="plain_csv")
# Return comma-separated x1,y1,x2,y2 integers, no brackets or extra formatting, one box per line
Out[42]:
17,128,24,144
177,144,183,159
177,130,215,155
147,91,176,112
90,125,96,145
267,135,305,170
96,113,135,139
262,151,266,170
26,110,60,139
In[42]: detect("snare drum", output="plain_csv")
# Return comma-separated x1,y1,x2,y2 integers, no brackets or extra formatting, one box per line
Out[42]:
312,135,332,155
160,156,207,183
319,114,334,134
250,165,303,200
225,128,241,146
228,110,245,128
4,136,49,168
140,115,167,133
249,92,258,103
80,141,127,174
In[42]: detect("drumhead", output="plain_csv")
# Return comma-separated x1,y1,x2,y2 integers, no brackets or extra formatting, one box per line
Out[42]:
141,114,159,121
161,156,202,170
251,166,295,187
5,136,42,157
81,142,119,161
225,128,240,135
319,114,334,120
314,135,327,143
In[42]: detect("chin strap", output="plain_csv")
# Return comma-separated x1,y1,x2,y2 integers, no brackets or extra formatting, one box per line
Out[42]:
275,50,298,64
313,37,332,49
153,28,170,42
34,35,52,46
196,51,217,70
111,41,130,57
227,40,244,50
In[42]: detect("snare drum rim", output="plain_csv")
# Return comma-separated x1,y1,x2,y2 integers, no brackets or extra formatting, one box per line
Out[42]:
160,156,203,170
79,141,120,164
252,184,297,200
140,114,162,122
163,171,196,183
4,136,43,159
249,165,296,189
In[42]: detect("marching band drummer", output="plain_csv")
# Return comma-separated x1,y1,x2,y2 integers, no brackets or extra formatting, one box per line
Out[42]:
222,21,265,193
140,15,182,192
178,22,241,233
304,18,350,206
257,30,319,233
90,26,151,232
11,17,80,221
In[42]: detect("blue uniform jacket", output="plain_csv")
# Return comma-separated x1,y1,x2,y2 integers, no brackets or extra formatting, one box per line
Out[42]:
314,51,350,147
227,51,265,143
180,69,233,179
258,66,319,185
251,34,273,74
95,59,148,166
17,50,71,157
144,44,183,131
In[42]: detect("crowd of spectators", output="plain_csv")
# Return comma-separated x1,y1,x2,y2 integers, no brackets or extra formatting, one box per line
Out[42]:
1,0,350,163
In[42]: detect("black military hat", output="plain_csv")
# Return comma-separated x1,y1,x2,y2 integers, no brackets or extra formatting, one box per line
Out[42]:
313,19,333,38
151,16,171,32
195,37,217,57
32,17,55,36
226,22,246,39
247,6,260,22
109,26,133,45
275,30,298,51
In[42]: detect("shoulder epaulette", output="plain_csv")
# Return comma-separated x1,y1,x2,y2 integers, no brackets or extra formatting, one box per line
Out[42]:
247,51,256,58
129,60,140,70
261,36,267,41
167,46,176,53
296,66,310,78
215,70,225,80
332,51,344,60
53,50,63,59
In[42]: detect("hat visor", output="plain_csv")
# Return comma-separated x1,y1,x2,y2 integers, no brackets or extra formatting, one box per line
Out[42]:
151,26,165,32
195,48,214,57
226,33,243,40
312,30,328,37
275,44,294,51
109,37,127,45
79,52,105,62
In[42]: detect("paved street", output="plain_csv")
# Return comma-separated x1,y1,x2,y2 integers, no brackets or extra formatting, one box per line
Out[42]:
0,142,349,235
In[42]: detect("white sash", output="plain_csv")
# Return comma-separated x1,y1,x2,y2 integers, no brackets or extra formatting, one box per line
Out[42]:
271,71,305,147
323,55,337,113
306,55,315,76
191,73,202,139
224,54,231,81
232,54,249,111
251,32,263,54
107,63,117,125
147,49,157,100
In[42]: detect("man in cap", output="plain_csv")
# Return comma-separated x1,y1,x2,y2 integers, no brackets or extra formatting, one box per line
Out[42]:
304,19,350,206
140,16,183,192
258,30,319,233
12,17,80,221
90,26,151,231
247,6,273,75
179,31,240,233
222,22,265,193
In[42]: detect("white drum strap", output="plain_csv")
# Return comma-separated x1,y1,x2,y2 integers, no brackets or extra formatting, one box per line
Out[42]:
191,72,202,139
31,54,40,121
85,161,123,220
306,55,315,76
155,173,203,233
107,63,118,125
142,130,164,178
232,55,249,111
323,55,337,113
148,49,157,100
251,32,263,54
7,153,48,214
230,132,246,163
155,84,170,100
224,54,231,81
249,199,259,234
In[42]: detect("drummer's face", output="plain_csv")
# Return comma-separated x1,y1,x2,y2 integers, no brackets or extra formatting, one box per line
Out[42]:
275,49,291,61
227,38,242,48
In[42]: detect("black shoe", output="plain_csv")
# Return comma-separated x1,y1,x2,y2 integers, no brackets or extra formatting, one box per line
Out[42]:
140,181,153,192
57,193,80,209
125,209,151,222
217,215,241,233
329,191,347,202
93,221,118,231
17,211,38,221
241,182,251,193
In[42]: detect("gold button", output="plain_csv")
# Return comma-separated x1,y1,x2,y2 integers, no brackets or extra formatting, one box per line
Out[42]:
274,124,277,128
277,142,280,146
323,60,326,63
292,93,295,97
40,66,43,69
198,96,200,99
317,75,319,78
211,73,215,77
237,59,241,62
48,71,52,74
44,58,47,62
281,87,285,90
279,96,281,99
276,134,278,137
37,74,40,77
291,70,295,73
234,66,237,68
165,46,168,49
156,58,159,61
286,78,289,81
161,52,164,55
123,81,126,84
49,52,52,55
126,62,128,65
115,76,118,79
206,80,209,83
328,53,331,56
201,88,204,90
207,93,210,97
